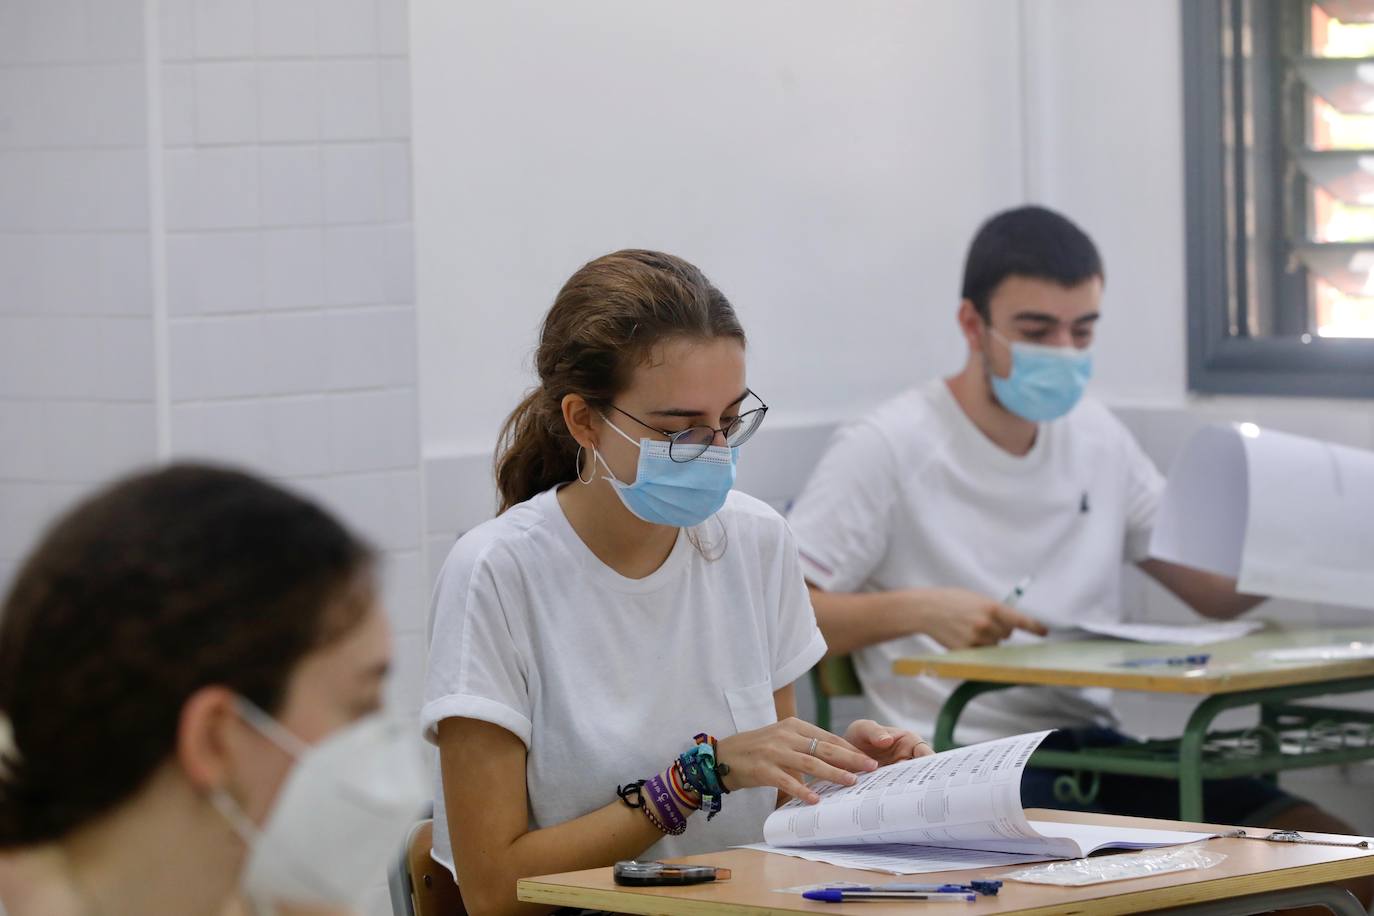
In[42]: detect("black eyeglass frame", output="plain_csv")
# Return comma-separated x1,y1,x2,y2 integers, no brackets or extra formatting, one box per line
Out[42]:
606,390,769,463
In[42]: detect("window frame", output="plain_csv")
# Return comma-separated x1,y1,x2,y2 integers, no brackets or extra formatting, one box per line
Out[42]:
1183,0,1374,397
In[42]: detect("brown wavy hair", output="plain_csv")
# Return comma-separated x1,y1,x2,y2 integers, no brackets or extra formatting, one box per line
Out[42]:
495,249,746,513
0,464,374,846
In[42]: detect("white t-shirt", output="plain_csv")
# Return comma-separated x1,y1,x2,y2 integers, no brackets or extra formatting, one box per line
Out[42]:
788,379,1164,746
422,487,827,877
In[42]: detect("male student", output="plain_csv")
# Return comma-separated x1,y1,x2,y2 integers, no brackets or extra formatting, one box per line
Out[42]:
789,206,1365,851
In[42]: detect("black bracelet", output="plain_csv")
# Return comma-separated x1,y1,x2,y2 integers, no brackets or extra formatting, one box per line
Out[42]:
616,780,647,809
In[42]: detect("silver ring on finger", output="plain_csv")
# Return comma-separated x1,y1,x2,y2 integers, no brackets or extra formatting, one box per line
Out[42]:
808,737,820,756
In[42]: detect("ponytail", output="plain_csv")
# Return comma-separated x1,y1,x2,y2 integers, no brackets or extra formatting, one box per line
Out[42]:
492,249,745,514
495,388,579,513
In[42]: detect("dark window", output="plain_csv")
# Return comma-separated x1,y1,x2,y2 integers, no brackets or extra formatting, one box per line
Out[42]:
1184,0,1374,396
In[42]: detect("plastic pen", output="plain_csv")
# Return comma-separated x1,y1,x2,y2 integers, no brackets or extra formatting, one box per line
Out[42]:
810,883,997,894
860,884,990,894
1002,576,1033,608
1118,653,1211,668
803,889,976,903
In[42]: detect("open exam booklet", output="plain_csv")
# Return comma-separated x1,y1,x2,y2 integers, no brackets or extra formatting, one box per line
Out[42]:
744,731,1215,875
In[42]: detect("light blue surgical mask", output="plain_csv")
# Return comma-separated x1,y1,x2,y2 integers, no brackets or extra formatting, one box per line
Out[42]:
988,328,1093,422
594,418,737,527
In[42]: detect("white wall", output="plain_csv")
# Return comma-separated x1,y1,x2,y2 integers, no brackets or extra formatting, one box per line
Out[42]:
1018,0,1190,405
154,0,426,733
0,0,158,594
413,0,1028,460
414,0,1374,480
1,0,424,634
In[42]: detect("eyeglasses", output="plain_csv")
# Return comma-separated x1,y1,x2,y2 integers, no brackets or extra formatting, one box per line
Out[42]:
607,390,769,463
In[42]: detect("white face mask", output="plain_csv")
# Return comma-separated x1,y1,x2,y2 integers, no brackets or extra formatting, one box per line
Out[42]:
211,698,427,909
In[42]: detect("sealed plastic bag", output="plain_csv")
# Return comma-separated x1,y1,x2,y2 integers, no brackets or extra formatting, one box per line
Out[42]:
1005,845,1226,887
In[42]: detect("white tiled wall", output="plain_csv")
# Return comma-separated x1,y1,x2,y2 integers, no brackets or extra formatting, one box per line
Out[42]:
0,0,158,594
153,0,424,703
1,0,424,670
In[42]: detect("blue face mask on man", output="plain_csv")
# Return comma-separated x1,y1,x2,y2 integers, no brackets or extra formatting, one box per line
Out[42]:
987,327,1093,422
594,418,737,527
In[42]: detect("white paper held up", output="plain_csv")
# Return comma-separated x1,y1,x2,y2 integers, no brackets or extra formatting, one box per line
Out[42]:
1148,424,1374,610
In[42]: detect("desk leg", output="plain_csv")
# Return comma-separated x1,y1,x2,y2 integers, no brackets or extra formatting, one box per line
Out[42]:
1176,684,1343,822
1157,885,1364,916
1177,691,1241,822
933,682,1013,752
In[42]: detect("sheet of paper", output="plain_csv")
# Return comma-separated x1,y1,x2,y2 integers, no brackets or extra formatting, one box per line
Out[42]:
1028,821,1216,853
741,825,1214,876
902,822,1216,860
740,842,1050,876
1072,620,1264,646
762,732,1052,850
1148,425,1249,580
1149,424,1374,610
1257,644,1374,663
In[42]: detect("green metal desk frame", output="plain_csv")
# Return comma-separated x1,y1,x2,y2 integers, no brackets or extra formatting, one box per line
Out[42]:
932,676,1374,822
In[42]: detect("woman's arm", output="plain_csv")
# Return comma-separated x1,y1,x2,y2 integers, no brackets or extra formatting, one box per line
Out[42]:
440,710,881,916
438,717,661,916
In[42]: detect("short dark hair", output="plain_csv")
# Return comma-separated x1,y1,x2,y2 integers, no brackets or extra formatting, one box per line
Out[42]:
0,464,374,847
960,205,1104,320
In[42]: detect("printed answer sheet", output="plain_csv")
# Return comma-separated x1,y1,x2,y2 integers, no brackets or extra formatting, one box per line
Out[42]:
763,732,1050,850
754,732,1214,870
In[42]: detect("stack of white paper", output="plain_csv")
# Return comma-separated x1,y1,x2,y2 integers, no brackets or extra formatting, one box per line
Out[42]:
1071,620,1264,646
743,732,1215,874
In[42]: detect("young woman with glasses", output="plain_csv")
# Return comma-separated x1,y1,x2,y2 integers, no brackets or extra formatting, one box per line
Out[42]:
423,250,930,915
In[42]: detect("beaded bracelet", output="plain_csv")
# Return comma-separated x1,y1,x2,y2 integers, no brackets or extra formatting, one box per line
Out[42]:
619,766,697,837
668,760,701,811
643,773,688,835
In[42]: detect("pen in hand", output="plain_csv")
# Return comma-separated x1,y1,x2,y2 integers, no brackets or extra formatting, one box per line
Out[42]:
1002,576,1033,608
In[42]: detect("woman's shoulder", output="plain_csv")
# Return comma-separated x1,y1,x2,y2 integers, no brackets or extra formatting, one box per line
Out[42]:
436,490,562,588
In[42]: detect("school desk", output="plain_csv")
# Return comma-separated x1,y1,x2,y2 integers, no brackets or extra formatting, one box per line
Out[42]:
894,625,1374,820
517,809,1374,916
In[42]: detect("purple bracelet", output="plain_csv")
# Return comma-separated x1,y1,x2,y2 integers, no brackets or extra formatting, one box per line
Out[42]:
644,773,688,835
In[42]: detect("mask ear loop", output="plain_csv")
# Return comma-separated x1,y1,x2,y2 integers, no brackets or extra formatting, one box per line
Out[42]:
575,445,596,485
209,785,260,844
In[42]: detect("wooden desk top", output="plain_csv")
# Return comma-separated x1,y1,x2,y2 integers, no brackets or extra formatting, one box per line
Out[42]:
891,626,1374,695
517,810,1374,916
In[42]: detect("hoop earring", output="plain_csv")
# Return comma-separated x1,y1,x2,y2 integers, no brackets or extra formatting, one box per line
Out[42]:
576,445,596,485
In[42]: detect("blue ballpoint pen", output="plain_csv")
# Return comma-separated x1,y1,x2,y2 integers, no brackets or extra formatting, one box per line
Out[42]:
817,884,991,894
803,888,976,902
